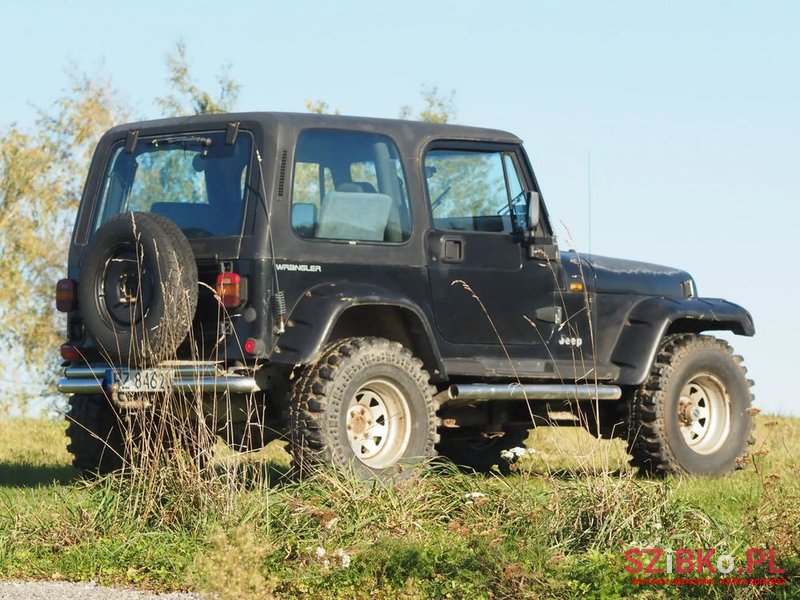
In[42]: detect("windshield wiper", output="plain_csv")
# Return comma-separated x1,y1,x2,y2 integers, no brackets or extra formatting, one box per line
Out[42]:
149,135,213,148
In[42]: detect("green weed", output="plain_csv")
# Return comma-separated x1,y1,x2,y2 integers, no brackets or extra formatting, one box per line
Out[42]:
0,415,798,597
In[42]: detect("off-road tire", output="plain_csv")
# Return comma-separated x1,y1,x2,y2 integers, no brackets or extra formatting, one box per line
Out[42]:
437,427,529,474
78,212,198,365
65,394,125,475
66,395,215,475
627,334,755,476
290,337,439,481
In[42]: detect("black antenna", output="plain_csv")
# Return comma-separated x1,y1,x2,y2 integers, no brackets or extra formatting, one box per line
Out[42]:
254,149,286,334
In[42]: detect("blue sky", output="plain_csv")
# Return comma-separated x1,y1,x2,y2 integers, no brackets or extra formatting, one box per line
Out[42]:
2,0,798,415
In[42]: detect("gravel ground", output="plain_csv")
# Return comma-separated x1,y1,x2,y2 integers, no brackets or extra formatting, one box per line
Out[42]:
0,581,204,600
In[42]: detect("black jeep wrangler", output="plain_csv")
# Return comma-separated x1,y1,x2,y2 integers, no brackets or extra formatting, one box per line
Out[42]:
56,112,755,478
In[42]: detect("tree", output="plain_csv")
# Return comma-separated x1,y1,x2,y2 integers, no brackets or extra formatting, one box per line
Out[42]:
399,85,457,124
0,44,241,414
0,71,123,411
157,41,240,116
305,99,340,115
305,85,456,123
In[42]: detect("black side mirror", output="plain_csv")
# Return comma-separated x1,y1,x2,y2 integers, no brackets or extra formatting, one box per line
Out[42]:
527,191,540,231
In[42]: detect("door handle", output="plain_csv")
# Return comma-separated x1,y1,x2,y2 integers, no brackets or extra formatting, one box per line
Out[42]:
442,237,464,263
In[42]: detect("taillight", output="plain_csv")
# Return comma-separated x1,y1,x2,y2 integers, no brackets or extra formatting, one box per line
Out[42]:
60,343,81,361
216,273,241,308
56,279,77,312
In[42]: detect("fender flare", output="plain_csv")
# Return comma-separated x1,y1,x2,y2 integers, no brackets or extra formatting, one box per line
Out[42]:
610,296,755,386
269,282,446,376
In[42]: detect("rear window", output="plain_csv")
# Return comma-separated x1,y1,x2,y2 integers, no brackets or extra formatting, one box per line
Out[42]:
93,131,253,238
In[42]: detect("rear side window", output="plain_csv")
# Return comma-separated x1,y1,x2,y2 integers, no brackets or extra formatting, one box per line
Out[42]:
93,131,253,238
291,130,411,243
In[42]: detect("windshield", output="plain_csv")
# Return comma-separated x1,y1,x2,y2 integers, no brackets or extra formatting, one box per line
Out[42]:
93,131,253,238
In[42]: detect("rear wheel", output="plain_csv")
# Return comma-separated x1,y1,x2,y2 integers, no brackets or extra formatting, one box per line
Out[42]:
65,394,125,475
290,337,439,481
627,334,754,476
66,394,215,475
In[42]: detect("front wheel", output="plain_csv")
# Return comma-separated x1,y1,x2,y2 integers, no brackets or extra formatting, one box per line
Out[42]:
627,334,754,476
289,337,439,481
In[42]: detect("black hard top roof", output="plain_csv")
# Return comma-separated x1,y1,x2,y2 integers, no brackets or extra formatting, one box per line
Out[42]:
105,111,522,145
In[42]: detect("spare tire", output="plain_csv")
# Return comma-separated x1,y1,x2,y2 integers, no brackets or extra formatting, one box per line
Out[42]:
78,212,198,365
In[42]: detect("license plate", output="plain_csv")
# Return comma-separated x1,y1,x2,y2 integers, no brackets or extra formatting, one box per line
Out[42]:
116,368,172,393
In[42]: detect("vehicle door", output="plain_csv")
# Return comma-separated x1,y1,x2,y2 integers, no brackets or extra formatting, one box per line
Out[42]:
424,143,559,354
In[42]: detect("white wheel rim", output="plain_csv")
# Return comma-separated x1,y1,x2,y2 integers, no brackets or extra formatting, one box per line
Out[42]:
678,373,731,455
345,378,412,469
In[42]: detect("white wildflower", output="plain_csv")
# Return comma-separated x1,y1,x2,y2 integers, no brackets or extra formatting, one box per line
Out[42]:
334,548,351,568
314,546,326,559
464,492,485,500
500,447,527,461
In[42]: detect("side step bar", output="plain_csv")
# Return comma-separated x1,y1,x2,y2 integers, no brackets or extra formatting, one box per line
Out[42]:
438,383,622,406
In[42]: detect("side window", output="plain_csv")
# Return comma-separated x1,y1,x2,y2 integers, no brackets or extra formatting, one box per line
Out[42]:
424,149,525,233
291,130,411,242
349,162,378,190
293,162,334,205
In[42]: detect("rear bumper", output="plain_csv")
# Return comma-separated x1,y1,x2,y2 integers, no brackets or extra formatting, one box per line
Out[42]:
57,362,259,395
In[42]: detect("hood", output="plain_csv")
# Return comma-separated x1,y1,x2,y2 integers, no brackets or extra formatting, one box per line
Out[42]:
586,255,694,298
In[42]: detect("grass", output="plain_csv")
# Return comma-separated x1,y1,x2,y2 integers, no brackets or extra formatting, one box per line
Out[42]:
0,415,798,599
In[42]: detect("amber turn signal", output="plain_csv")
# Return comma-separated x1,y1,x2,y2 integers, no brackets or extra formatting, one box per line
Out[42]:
216,273,241,308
